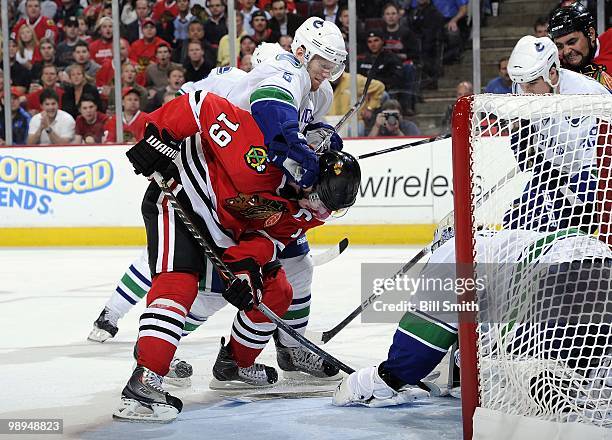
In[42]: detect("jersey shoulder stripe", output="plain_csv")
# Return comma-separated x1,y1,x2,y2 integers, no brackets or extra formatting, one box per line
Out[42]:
250,85,297,109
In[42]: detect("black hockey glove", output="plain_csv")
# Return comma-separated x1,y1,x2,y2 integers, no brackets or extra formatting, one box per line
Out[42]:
223,258,263,311
126,123,181,177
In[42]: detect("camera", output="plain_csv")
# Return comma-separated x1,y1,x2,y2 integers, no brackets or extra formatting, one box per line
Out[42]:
382,111,399,125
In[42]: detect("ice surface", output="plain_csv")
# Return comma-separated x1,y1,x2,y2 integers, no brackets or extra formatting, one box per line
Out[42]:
0,246,463,439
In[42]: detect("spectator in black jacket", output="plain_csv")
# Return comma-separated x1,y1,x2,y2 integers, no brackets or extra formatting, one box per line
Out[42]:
61,64,103,118
204,0,227,48
183,40,214,82
406,0,445,89
8,38,32,91
269,0,304,42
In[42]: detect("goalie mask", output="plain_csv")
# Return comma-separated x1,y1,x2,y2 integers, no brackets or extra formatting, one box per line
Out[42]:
301,150,360,220
508,35,560,88
291,17,347,82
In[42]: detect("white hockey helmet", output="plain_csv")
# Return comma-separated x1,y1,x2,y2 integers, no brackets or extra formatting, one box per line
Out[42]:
291,17,347,81
252,42,286,65
507,35,560,88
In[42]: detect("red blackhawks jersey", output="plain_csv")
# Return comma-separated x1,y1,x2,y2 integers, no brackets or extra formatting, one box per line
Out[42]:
144,91,323,266
12,16,58,43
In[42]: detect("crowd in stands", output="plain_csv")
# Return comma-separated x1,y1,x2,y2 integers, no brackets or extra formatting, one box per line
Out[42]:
0,0,605,145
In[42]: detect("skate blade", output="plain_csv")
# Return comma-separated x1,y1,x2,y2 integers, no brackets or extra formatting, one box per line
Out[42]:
87,328,113,343
164,376,192,388
209,378,277,391
282,370,343,382
112,398,179,423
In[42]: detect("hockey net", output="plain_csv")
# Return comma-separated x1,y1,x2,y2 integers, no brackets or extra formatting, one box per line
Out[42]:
451,94,612,440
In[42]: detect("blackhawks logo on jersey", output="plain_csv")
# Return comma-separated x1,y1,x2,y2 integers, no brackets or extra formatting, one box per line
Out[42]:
244,145,267,173
224,193,286,227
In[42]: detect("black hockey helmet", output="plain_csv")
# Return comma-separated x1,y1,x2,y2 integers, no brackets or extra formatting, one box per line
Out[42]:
315,150,361,211
549,2,595,39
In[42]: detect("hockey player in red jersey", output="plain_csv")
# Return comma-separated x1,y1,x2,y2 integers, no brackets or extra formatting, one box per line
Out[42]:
113,91,360,422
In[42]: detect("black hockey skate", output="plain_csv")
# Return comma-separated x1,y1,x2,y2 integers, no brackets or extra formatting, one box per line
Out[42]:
113,366,183,423
274,331,342,381
209,337,278,390
87,308,119,342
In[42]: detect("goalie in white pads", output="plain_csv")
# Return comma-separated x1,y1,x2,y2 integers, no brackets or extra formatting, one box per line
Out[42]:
334,36,612,413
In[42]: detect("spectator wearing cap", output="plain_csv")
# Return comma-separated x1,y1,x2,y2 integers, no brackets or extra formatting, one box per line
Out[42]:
173,0,192,42
183,40,214,82
239,0,270,36
484,56,512,94
251,11,274,44
30,38,57,82
357,30,405,110
204,0,227,48
73,94,108,143
89,16,115,65
146,66,185,112
406,0,445,89
12,0,59,44
218,13,248,66
73,41,102,77
26,64,65,114
152,0,179,22
62,63,104,119
7,38,33,92
129,17,171,79
0,87,32,145
56,16,82,67
103,87,148,143
27,88,75,144
268,0,303,42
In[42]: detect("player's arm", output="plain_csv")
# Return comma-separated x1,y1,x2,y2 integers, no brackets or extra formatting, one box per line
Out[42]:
124,92,207,176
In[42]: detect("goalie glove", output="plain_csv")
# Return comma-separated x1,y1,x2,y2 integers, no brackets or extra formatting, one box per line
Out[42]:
304,122,343,151
268,121,319,188
223,258,264,311
126,123,181,177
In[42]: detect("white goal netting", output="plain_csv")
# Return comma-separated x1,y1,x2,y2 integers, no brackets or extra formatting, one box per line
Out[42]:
455,94,612,437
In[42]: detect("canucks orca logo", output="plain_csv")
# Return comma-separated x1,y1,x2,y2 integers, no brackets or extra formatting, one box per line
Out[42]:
313,20,324,28
534,42,545,52
244,146,267,173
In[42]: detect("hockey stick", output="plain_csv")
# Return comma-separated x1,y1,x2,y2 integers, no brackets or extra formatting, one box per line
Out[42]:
314,54,384,152
311,237,349,267
151,172,355,375
358,133,451,160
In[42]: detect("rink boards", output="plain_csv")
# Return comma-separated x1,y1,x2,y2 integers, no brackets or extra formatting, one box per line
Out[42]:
0,136,516,245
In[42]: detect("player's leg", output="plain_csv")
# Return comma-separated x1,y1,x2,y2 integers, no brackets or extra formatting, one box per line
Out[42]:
274,236,342,380
210,262,292,389
333,310,458,406
88,250,152,342
114,181,204,422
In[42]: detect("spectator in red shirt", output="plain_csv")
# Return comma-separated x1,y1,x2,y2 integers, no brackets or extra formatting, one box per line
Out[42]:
74,94,108,144
26,64,65,115
129,18,171,81
15,24,39,70
95,39,131,94
12,0,59,44
103,87,147,143
152,0,179,22
77,16,92,43
89,16,115,65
